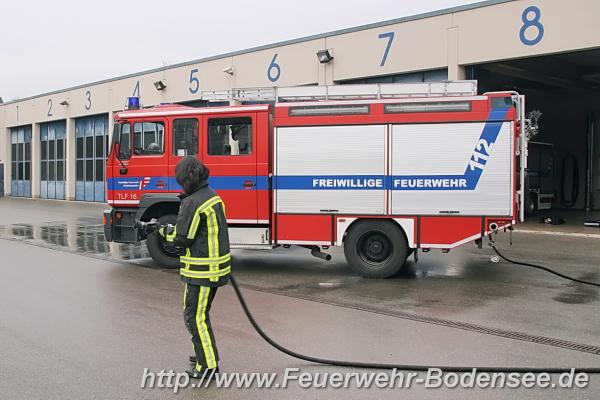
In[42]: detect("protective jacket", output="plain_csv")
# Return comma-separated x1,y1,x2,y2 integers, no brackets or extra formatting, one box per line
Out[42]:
160,181,231,287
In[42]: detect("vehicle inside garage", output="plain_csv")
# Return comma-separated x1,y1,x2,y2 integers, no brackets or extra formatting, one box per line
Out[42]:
471,48,600,225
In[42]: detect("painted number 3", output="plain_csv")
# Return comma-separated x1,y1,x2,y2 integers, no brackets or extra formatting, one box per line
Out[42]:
519,6,544,46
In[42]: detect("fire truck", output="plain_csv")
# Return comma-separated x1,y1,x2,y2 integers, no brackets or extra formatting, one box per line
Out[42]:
103,81,527,278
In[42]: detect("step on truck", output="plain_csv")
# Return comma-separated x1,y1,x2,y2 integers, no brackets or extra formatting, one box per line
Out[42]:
103,81,528,278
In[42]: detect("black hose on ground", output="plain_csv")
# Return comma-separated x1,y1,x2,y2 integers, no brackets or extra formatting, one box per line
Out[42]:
229,274,600,373
491,245,600,288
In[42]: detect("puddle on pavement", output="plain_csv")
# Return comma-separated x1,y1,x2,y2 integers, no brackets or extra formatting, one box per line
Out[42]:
0,218,152,265
552,272,600,305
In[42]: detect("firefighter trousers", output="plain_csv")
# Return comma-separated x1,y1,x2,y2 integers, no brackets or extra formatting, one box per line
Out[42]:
183,283,219,371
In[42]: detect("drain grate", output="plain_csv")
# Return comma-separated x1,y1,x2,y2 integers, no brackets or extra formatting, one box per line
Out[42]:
241,283,600,356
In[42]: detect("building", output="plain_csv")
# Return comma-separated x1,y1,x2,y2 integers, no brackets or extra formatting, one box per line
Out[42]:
1,0,599,212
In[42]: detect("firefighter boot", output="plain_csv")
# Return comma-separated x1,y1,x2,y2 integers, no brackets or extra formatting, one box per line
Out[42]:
186,367,220,380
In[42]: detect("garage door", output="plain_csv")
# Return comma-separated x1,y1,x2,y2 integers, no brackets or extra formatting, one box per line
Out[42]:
75,115,109,202
10,125,32,198
40,121,66,199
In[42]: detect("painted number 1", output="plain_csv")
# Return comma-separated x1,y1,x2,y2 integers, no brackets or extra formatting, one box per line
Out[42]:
378,32,395,67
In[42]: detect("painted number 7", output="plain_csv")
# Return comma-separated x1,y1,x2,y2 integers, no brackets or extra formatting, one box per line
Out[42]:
378,32,395,67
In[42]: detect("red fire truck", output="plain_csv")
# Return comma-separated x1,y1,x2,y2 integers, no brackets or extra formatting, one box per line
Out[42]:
103,82,527,278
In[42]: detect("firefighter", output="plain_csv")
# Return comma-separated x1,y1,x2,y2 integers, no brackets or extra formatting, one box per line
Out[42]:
157,156,230,378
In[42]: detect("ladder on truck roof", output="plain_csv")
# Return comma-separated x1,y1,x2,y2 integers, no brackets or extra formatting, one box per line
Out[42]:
200,81,478,103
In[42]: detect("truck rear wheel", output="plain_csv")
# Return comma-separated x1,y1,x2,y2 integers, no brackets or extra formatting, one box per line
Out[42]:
343,220,409,278
146,214,180,269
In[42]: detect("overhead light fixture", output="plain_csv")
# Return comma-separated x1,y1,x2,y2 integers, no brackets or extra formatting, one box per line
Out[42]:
223,66,234,75
59,100,69,106
154,80,167,91
316,49,334,64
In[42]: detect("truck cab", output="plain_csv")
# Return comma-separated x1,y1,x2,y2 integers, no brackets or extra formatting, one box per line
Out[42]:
105,102,271,266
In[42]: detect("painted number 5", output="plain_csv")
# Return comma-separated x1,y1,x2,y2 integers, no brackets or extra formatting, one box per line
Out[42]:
378,32,395,67
519,6,544,46
189,68,200,94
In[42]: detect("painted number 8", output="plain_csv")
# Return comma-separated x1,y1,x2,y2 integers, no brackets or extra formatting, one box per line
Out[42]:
519,6,544,46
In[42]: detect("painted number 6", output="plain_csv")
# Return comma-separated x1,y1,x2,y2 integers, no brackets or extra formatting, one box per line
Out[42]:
519,6,544,46
267,54,281,83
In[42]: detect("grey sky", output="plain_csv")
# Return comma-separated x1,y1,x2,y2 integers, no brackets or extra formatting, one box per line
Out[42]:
0,0,480,101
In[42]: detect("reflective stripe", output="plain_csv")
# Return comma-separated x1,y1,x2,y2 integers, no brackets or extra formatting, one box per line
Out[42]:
180,266,231,279
180,253,231,265
183,283,187,310
182,248,191,271
196,286,217,370
187,196,222,239
204,206,220,283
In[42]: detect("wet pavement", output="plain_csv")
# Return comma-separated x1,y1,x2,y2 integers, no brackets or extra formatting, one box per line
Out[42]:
0,197,599,399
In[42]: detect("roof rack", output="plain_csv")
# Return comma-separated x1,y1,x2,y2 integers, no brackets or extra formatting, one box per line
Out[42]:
200,81,478,103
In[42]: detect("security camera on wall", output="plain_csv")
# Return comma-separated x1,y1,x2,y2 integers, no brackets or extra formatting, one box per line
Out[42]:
223,66,234,76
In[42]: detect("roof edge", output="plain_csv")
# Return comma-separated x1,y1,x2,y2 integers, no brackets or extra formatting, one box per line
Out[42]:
1,0,513,106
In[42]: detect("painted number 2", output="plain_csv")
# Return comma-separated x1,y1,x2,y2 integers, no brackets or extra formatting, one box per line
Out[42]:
519,6,544,46
469,139,494,171
378,32,395,67
267,54,281,82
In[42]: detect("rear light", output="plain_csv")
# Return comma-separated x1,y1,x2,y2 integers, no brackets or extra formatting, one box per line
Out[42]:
102,214,113,226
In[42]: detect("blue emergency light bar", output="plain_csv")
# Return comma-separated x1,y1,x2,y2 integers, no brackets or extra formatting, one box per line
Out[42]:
127,96,140,110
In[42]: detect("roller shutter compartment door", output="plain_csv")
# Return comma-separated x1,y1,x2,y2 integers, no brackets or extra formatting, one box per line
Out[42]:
10,126,32,198
75,115,109,202
40,121,66,199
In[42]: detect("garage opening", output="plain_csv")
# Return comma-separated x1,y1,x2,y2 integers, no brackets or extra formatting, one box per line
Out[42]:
471,49,600,231
40,120,66,200
75,114,109,202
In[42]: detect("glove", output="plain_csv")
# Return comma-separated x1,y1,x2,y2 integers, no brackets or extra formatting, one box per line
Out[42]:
158,224,176,238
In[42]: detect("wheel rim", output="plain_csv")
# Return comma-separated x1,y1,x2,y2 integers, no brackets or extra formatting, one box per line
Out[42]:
157,235,180,258
357,230,393,266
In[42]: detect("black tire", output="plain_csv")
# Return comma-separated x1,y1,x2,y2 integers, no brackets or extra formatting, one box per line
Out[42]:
146,214,180,269
526,192,537,216
343,220,409,278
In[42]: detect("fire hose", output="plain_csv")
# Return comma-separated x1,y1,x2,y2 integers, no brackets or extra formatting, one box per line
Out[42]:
228,242,600,373
138,220,600,374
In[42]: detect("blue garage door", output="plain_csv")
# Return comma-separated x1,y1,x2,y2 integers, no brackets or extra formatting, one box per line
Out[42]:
40,121,66,200
11,126,32,198
75,115,109,202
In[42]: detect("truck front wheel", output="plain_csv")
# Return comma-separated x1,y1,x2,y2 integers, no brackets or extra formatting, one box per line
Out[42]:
344,220,409,278
146,214,180,269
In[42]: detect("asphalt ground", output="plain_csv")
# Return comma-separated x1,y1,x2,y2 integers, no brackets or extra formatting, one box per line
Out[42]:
0,196,598,399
